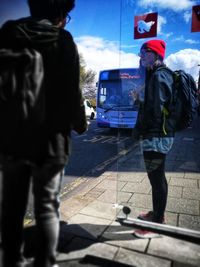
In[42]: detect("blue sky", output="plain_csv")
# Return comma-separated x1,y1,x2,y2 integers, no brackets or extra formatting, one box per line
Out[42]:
1,0,200,81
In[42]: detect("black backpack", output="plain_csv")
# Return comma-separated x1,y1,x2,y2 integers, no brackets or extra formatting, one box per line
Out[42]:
160,67,199,132
0,48,45,153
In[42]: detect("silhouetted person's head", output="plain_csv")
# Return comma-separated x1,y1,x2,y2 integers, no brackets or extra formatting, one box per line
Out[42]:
27,0,75,26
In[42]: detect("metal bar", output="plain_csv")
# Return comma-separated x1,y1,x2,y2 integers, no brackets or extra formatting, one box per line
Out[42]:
117,216,200,244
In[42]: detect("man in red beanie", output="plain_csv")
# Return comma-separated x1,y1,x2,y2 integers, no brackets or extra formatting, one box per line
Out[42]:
133,39,175,238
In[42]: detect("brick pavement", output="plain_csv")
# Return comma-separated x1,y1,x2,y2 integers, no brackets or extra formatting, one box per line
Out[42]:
1,118,200,267
54,117,200,266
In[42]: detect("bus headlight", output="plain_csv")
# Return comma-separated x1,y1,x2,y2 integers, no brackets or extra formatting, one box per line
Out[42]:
99,112,106,119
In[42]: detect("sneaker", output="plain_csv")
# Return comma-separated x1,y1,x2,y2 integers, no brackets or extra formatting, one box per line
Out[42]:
138,211,166,224
137,211,154,221
134,229,160,239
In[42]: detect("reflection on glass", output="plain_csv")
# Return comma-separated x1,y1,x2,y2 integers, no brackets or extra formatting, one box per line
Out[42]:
98,69,142,111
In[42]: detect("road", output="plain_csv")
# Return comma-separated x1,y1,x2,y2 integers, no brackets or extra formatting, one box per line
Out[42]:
60,119,135,199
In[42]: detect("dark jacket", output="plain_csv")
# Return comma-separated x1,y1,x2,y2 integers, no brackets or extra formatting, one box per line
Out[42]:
0,17,87,165
135,64,176,139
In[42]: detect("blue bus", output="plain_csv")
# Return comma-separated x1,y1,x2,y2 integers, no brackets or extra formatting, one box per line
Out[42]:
96,68,141,129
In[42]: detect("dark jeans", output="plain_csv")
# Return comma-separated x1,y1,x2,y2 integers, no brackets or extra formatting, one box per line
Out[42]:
143,151,167,223
1,159,64,267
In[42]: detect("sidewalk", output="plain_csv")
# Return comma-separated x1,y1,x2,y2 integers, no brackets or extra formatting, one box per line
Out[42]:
7,117,200,266
52,116,200,266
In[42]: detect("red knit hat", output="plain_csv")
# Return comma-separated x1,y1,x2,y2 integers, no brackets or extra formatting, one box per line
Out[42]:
141,39,166,59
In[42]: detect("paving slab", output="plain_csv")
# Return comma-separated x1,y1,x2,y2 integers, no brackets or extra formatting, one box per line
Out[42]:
148,236,200,266
166,197,199,215
128,193,152,209
60,194,94,220
122,181,151,194
84,187,105,199
57,238,118,262
68,213,112,239
114,247,171,267
166,213,179,226
183,187,200,200
95,179,125,191
79,200,117,220
169,177,198,188
117,172,146,183
179,214,200,231
97,189,132,204
173,262,200,267
184,172,200,179
101,221,149,253
165,172,185,178
168,185,183,198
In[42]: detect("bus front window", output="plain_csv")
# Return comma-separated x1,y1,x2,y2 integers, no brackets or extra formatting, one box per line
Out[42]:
99,81,121,108
98,80,139,109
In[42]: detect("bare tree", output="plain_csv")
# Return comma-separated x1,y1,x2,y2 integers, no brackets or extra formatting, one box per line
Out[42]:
79,54,97,100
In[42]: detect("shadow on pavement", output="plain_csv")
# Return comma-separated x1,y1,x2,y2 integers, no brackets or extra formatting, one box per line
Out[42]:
23,220,138,257
23,221,136,266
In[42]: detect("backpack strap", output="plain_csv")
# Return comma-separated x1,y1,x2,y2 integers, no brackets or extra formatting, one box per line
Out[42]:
162,107,169,135
155,66,174,135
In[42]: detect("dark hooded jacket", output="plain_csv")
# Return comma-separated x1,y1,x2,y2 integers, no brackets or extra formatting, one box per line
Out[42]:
0,17,87,165
135,64,176,139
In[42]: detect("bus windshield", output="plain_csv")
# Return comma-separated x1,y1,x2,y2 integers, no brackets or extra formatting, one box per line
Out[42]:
96,68,142,129
98,69,141,110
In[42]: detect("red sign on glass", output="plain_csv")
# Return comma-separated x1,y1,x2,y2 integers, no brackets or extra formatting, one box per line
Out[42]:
191,5,200,32
134,12,158,39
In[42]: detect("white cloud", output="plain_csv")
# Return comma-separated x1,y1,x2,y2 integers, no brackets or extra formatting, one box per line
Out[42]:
121,44,138,49
165,49,200,81
165,32,173,38
173,35,185,42
76,36,199,83
183,11,192,23
138,0,194,11
185,39,200,44
172,35,200,44
158,15,167,34
75,36,139,78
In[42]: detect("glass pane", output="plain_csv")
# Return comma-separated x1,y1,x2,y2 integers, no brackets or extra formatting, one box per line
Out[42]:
116,0,200,238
